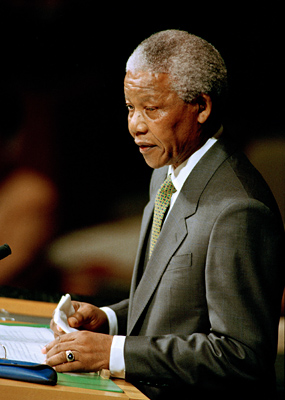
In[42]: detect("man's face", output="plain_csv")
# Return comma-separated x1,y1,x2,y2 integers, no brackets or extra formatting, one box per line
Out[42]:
124,70,203,169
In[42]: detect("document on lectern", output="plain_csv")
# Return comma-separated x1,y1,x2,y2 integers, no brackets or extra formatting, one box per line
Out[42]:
0,324,54,364
0,323,123,392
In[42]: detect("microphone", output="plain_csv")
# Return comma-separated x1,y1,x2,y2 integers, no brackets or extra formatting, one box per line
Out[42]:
0,244,12,260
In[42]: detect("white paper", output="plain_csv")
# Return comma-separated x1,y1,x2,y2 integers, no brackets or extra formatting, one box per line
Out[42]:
0,324,54,364
53,294,77,334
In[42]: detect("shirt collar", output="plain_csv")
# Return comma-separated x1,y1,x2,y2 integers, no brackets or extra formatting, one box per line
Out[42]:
168,126,223,192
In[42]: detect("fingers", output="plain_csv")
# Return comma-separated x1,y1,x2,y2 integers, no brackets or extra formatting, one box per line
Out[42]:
43,332,76,354
57,325,65,333
68,303,109,333
42,331,113,373
50,302,109,335
71,301,80,312
68,301,82,328
42,334,79,371
50,317,67,338
46,348,81,372
49,301,82,336
68,313,83,328
46,348,82,372
52,359,82,373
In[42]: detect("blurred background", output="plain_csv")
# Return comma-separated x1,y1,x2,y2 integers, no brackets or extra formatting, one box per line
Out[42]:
0,0,283,302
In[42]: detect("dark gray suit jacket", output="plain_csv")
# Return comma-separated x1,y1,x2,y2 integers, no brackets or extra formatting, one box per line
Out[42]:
110,137,284,399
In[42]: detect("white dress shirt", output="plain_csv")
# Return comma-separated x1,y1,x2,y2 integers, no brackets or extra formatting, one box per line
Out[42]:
101,132,221,378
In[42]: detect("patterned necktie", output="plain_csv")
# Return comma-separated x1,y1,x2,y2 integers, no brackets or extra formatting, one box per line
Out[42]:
149,174,176,258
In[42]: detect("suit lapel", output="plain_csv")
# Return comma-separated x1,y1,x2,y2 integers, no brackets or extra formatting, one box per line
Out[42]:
127,197,190,334
127,169,167,327
127,137,237,335
127,200,154,302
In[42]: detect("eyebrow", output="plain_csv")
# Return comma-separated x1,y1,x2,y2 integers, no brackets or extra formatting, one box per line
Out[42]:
124,93,161,104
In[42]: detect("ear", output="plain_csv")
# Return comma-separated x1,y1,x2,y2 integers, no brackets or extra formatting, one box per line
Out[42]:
196,94,212,124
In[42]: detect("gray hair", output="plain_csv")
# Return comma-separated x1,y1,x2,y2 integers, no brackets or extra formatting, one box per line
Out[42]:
126,30,228,109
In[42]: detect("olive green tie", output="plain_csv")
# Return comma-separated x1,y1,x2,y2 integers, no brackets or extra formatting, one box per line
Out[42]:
149,174,176,258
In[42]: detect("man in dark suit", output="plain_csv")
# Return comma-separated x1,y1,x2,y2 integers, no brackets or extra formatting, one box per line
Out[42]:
44,30,284,399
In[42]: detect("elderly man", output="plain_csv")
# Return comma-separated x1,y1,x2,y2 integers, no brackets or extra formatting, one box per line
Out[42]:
43,30,284,399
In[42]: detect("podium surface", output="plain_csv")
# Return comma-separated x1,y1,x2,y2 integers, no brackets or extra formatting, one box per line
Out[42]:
0,297,149,400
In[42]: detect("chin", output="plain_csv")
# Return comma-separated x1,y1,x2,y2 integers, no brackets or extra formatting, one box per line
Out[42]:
144,159,167,169
143,151,172,169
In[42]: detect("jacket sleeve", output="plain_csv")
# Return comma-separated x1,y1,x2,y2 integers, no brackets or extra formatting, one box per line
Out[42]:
124,199,284,393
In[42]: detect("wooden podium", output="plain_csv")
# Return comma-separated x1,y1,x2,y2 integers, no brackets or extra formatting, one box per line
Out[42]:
0,297,149,400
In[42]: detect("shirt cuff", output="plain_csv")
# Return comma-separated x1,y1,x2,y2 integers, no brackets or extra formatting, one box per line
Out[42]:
109,335,126,379
100,307,118,335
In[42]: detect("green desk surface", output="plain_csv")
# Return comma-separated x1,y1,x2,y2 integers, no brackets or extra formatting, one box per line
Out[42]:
57,372,123,392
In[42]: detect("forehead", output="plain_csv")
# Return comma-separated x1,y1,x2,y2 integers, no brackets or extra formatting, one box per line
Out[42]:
124,70,173,100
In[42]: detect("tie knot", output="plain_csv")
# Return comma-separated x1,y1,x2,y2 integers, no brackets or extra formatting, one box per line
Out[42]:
159,174,176,197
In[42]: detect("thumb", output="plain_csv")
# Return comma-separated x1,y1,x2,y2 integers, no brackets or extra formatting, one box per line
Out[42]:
67,301,83,328
68,312,83,328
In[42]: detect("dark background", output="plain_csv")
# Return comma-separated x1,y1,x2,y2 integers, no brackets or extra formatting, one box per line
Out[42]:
0,0,284,234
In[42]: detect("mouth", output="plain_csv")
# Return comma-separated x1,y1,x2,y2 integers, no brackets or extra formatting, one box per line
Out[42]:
139,145,156,154
135,141,156,154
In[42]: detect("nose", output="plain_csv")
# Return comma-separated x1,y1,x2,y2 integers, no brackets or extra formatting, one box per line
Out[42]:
128,110,148,137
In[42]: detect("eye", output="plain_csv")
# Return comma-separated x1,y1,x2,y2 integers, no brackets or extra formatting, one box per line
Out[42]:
126,103,134,111
145,106,157,112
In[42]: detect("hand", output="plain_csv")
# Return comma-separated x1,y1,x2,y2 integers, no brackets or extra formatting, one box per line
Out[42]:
50,302,109,337
42,330,113,372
